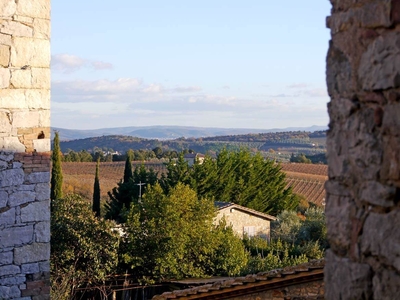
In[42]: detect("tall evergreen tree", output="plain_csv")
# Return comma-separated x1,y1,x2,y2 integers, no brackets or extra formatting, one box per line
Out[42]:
123,153,133,183
92,159,101,217
51,131,63,201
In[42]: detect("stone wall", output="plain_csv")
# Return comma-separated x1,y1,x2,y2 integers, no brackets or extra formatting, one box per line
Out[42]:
0,0,51,299
325,0,400,299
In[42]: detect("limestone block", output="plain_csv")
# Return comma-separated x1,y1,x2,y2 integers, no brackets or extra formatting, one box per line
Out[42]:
360,2,391,28
16,0,51,19
0,21,33,37
0,33,12,46
0,89,26,109
38,261,49,272
0,67,10,88
12,110,40,128
0,152,14,161
361,209,400,271
35,183,49,201
13,15,34,24
0,287,10,300
10,37,50,68
0,0,17,17
35,221,50,243
0,111,12,133
0,160,7,170
0,225,33,248
31,67,50,89
325,250,373,299
0,168,24,187
0,207,15,225
33,139,50,152
358,181,397,207
0,265,20,277
9,190,35,207
0,45,10,67
359,32,400,91
326,44,352,97
25,171,50,184
0,191,8,207
38,110,50,127
10,69,32,88
373,269,400,299
0,251,13,265
18,184,35,191
0,136,26,152
0,275,26,286
13,161,23,169
33,18,50,39
21,263,39,274
14,243,50,265
26,89,50,109
20,200,50,222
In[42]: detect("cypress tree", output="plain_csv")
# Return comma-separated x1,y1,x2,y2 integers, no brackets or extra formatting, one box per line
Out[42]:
124,153,133,183
93,159,101,217
51,131,63,201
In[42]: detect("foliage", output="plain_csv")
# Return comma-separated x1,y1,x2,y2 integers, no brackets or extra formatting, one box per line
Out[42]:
92,159,101,217
51,131,63,201
123,183,246,282
290,153,312,164
51,194,119,298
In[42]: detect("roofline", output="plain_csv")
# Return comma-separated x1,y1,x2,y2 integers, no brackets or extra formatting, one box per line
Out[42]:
218,203,277,221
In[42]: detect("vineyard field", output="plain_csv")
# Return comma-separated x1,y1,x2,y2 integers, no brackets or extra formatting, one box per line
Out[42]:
62,162,327,207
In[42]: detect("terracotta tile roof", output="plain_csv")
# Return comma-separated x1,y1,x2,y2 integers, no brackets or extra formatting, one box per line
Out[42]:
215,202,277,221
152,259,324,300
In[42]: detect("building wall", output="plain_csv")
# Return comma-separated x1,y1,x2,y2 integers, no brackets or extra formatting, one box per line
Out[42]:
215,207,271,239
0,0,51,299
325,0,400,299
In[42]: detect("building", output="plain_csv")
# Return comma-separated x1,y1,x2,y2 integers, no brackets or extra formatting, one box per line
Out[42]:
184,153,205,166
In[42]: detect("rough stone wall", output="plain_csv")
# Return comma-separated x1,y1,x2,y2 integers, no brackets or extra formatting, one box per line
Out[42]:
325,0,400,299
227,280,324,300
215,207,271,239
0,0,51,299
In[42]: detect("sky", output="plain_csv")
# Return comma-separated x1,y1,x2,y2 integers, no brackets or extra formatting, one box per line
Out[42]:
51,1,332,130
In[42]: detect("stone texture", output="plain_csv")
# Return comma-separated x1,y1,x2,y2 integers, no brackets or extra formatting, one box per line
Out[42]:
359,32,400,91
31,68,50,89
8,190,36,206
0,275,26,286
0,207,15,225
21,263,39,274
14,243,50,265
16,0,51,19
25,172,50,184
0,67,10,88
0,168,24,187
10,37,50,68
0,225,33,248
35,221,50,243
0,265,21,277
20,200,50,223
32,19,50,40
0,252,13,265
35,183,50,201
10,69,32,88
0,21,33,37
0,0,17,17
0,45,10,67
373,269,400,300
0,136,26,152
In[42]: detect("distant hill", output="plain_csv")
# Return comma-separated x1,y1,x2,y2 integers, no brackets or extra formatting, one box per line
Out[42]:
52,125,327,141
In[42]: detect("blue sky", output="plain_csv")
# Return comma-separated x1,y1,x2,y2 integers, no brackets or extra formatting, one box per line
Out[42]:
51,1,332,130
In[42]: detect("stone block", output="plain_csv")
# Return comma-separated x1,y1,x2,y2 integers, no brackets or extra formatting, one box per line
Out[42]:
325,250,373,299
0,0,17,17
0,44,10,67
18,184,35,191
16,0,51,19
35,221,50,243
35,183,49,201
381,135,400,181
360,2,391,28
9,190,35,206
0,191,8,207
382,103,400,136
0,21,33,37
33,19,50,40
10,37,50,68
373,269,400,299
326,44,352,97
12,110,40,128
10,69,32,88
0,265,20,277
0,275,26,286
0,286,11,300
0,160,8,169
0,152,14,162
0,89,26,110
361,209,400,271
0,207,15,225
0,168,24,187
0,111,12,133
38,261,49,272
33,139,50,153
25,172,50,184
0,251,13,265
21,263,39,274
14,243,50,265
31,68,50,89
358,181,398,207
0,33,12,47
0,225,33,248
0,67,10,88
13,15,34,24
359,32,400,91
0,136,26,152
20,200,50,222
38,110,50,127
26,89,50,109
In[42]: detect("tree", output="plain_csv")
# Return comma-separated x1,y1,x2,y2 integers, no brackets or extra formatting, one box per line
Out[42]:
51,194,119,299
51,131,63,201
92,159,101,217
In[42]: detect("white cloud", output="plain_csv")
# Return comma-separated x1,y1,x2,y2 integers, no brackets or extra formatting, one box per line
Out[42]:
287,83,309,89
51,54,113,73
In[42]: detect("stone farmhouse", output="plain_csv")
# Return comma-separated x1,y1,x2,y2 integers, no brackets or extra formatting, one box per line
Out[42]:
183,153,205,166
214,202,276,240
